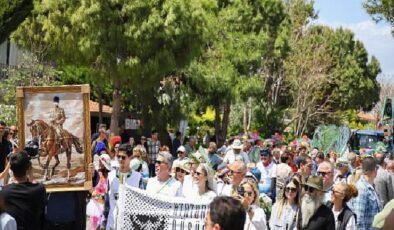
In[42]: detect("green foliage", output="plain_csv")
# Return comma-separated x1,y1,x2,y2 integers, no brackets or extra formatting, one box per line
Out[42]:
13,0,216,132
311,125,351,157
0,0,33,43
0,105,16,125
0,53,58,105
364,0,394,35
341,109,375,130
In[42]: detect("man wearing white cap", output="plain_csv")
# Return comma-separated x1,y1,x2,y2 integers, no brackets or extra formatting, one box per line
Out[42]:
223,139,250,165
172,146,189,173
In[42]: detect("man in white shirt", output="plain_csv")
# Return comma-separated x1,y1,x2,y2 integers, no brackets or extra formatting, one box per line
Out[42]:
256,148,277,200
217,161,247,196
101,144,143,230
172,146,189,173
146,151,182,197
223,139,250,165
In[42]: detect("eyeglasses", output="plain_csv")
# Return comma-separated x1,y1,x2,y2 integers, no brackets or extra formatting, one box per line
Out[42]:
304,185,316,193
177,151,185,154
260,154,269,157
155,160,168,165
285,187,297,193
117,155,127,161
176,167,189,174
317,171,332,177
229,170,243,175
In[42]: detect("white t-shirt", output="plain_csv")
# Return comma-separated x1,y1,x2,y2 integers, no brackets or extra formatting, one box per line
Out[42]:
223,150,250,165
146,176,182,197
257,161,277,182
0,213,16,230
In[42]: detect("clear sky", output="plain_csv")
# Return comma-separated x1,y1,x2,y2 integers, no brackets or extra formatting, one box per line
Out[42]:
314,0,394,77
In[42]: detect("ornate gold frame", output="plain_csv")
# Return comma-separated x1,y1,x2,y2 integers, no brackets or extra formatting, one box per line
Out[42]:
16,84,92,192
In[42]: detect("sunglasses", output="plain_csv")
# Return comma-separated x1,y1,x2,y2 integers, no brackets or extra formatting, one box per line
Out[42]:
244,191,254,197
155,160,168,165
117,155,127,161
260,154,269,157
176,167,189,174
317,171,332,177
304,185,316,193
331,188,344,195
285,187,297,193
196,171,205,176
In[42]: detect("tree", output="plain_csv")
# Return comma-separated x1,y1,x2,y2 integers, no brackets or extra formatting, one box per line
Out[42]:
0,0,33,43
364,0,394,35
184,0,286,144
284,25,381,136
13,0,215,133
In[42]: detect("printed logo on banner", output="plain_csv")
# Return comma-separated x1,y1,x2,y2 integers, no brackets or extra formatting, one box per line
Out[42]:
118,186,210,230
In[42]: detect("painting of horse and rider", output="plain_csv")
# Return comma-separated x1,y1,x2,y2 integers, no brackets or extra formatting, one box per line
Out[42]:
17,85,91,192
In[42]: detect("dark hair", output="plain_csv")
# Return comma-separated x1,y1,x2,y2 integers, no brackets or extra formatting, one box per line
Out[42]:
209,196,246,230
362,156,377,173
118,144,133,157
295,156,307,168
317,152,325,160
0,121,6,126
281,178,301,205
176,131,182,137
281,152,289,163
10,151,31,178
151,130,158,135
0,191,5,214
53,96,60,102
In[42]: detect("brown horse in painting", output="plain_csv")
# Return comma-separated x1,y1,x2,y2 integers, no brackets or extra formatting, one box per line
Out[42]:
27,119,83,181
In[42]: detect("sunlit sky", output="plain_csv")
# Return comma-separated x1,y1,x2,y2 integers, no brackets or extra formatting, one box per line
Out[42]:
314,0,394,77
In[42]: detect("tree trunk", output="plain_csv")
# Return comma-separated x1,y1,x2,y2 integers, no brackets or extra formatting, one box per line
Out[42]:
221,101,231,144
214,104,221,145
98,86,103,127
110,77,121,135
243,104,248,134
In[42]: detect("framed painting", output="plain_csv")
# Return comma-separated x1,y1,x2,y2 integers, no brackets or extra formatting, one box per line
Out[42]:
16,85,92,192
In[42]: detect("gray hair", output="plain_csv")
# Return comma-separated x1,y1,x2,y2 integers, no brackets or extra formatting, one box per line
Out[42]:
158,151,173,168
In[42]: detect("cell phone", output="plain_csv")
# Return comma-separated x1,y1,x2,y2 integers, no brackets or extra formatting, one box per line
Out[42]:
237,186,245,197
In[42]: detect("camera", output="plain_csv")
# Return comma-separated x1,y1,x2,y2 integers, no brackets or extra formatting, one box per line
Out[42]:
24,139,40,159
237,186,245,197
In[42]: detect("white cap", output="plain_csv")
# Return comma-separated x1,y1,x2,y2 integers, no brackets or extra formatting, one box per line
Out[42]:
177,146,186,153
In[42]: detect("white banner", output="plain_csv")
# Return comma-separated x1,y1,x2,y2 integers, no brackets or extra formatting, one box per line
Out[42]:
118,186,210,230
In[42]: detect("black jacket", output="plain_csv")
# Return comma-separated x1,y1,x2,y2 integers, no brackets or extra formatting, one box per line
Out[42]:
303,204,335,230
327,203,356,230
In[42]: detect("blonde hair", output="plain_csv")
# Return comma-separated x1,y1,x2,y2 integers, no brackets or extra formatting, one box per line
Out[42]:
240,180,260,206
336,182,358,203
349,167,363,185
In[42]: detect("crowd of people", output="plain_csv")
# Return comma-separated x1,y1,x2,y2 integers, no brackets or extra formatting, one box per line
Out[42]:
1,119,394,229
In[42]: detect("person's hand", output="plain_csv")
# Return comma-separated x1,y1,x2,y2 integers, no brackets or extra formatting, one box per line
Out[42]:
233,194,249,209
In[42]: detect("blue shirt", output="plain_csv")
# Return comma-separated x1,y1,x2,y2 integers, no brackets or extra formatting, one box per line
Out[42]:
353,176,382,230
208,153,222,170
